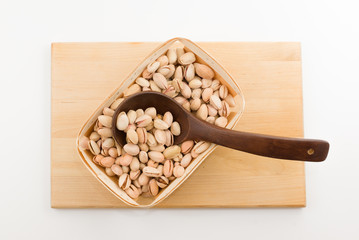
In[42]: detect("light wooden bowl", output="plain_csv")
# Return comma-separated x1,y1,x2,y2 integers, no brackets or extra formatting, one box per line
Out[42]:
76,37,245,207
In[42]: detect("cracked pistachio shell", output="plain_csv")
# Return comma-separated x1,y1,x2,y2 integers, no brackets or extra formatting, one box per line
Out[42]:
164,130,174,147
154,129,166,145
202,88,213,103
88,140,100,155
158,64,175,79
149,179,159,196
218,100,230,117
184,64,195,81
211,80,220,91
136,77,150,87
127,110,137,124
163,159,174,178
147,61,160,73
142,68,153,79
93,154,104,165
172,78,183,92
207,104,218,117
153,73,168,89
136,127,148,144
179,52,196,65
150,80,162,92
219,85,228,99
125,184,140,199
191,141,211,158
154,119,169,130
181,140,194,154
130,170,141,180
156,176,169,188
135,114,152,128
98,115,112,128
163,85,177,98
210,95,222,110
143,166,161,177
116,112,129,131
215,116,228,128
147,132,157,147
194,63,215,79
167,48,177,64
174,66,184,80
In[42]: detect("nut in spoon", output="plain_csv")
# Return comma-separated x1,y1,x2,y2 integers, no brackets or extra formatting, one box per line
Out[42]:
112,92,329,162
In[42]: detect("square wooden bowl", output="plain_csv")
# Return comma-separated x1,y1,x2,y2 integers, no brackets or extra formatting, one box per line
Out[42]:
76,38,245,207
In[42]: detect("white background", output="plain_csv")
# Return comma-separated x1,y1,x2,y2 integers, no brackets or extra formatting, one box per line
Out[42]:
1,0,358,239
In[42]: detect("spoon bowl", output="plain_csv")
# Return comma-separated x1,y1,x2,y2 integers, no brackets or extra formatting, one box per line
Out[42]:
112,92,329,162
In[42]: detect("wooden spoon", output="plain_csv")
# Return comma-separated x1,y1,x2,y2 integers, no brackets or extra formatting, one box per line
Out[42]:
112,92,329,162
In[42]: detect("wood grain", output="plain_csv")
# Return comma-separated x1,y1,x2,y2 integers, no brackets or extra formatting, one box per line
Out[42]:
51,42,305,208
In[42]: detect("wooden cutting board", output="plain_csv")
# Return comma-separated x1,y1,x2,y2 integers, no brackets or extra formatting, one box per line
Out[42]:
51,42,305,208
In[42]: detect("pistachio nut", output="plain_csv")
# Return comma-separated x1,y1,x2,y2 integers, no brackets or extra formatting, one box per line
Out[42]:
201,78,212,89
79,136,89,149
182,101,191,112
219,85,228,99
102,138,115,149
89,131,101,141
153,73,168,89
163,159,174,178
111,164,123,176
224,94,236,107
142,68,153,79
130,170,141,180
164,130,174,147
207,104,218,117
188,78,202,89
135,114,152,128
153,119,169,130
122,165,130,173
190,98,201,111
163,112,173,127
110,98,124,110
130,157,140,171
206,116,216,124
93,154,104,165
150,80,162,92
139,151,148,163
136,77,150,88
156,176,169,188
97,127,113,138
136,109,144,118
196,103,208,120
210,95,222,110
145,107,157,119
170,121,181,136
174,66,184,80
184,64,195,81
98,115,112,128
191,141,211,158
218,100,230,117
174,96,187,105
103,107,115,117
211,80,220,91
180,82,191,99
138,173,150,186
148,151,165,163
191,88,202,99
154,129,166,145
157,55,169,67
139,143,149,152
176,47,185,59
147,160,158,168
105,167,115,177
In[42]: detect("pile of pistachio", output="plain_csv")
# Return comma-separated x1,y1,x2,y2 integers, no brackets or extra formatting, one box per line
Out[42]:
79,47,235,199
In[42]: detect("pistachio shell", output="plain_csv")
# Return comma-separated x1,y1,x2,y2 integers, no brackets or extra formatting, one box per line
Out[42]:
89,132,101,141
182,101,191,112
123,143,140,156
170,121,181,136
163,159,174,178
108,147,118,158
105,167,115,176
167,49,177,64
191,88,202,99
184,64,195,81
219,85,228,99
145,107,157,119
163,145,181,159
124,84,141,97
157,55,169,67
190,98,201,111
174,96,187,105
188,79,202,89
207,104,218,117
136,77,150,87
98,115,112,128
102,138,115,149
79,136,89,149
164,130,174,147
116,112,129,131
191,141,211,158
225,94,236,107
156,176,169,188
119,174,131,190
147,61,160,73
154,129,166,145
206,116,216,124
172,78,183,92
97,128,113,138
210,95,222,110
174,66,184,80
173,165,185,178
139,143,149,152
148,151,165,163
149,144,165,152
201,78,212,89
196,104,208,120
150,80,162,92
88,140,100,155
139,151,148,163
135,114,152,128
176,47,185,59
93,154,104,165
130,170,141,180
110,98,124,110
202,88,213,103
180,154,192,167
147,132,157,147
179,52,196,65
143,166,161,177
136,109,144,118
211,80,220,91
103,107,115,117
218,100,230,117
149,179,159,196
119,154,133,166
142,68,153,79
153,73,168,89
181,140,194,154
194,63,214,79
154,119,169,130
215,116,228,128
180,82,191,99
125,184,140,199
136,127,148,144
111,164,123,176
127,110,137,124
138,173,150,186
130,157,140,171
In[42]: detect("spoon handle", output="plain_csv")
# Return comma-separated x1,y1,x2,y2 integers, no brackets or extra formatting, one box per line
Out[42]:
190,123,329,162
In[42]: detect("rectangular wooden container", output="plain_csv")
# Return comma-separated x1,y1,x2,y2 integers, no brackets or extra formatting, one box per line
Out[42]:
76,38,245,207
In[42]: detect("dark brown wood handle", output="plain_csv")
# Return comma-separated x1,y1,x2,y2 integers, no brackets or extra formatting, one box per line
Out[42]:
189,121,329,162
